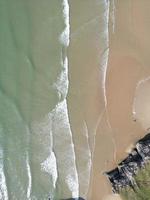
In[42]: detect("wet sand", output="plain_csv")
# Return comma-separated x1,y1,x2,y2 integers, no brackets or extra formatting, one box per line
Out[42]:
68,0,110,199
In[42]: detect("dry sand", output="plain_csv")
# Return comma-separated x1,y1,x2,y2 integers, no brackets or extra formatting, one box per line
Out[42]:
68,0,150,199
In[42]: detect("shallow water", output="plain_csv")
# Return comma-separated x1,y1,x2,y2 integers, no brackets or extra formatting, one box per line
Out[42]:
0,0,77,199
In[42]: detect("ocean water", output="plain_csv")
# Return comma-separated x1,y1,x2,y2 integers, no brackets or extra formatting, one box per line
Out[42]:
0,0,109,199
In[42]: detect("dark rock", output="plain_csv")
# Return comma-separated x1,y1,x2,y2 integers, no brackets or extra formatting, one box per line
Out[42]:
118,149,144,176
136,134,150,159
138,133,150,144
105,133,150,193
106,168,132,193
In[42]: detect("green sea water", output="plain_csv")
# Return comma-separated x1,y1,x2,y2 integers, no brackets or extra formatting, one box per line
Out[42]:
0,0,110,199
0,1,74,199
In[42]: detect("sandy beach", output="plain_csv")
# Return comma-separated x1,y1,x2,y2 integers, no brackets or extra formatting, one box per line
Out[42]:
89,1,150,199
68,0,150,199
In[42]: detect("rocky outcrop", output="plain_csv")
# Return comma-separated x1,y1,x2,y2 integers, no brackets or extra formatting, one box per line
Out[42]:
105,133,150,193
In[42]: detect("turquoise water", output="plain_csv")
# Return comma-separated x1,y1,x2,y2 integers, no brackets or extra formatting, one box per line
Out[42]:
0,1,74,199
0,0,110,199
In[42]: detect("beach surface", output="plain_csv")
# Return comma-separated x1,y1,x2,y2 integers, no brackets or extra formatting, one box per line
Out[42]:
85,0,150,199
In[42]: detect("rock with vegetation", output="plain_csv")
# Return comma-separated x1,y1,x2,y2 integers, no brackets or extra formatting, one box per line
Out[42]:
105,133,150,199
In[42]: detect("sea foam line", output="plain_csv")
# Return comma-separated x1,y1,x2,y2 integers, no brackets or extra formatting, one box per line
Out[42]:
54,0,70,100
48,99,79,198
110,0,116,33
0,149,8,200
60,1,79,197
46,0,79,198
26,153,32,200
59,0,79,196
101,0,110,108
59,0,70,47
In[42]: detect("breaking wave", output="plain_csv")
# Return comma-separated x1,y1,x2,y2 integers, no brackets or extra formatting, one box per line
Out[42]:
0,148,8,200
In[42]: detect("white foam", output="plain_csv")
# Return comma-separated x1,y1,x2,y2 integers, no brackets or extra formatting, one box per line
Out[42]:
101,0,110,107
110,0,116,33
54,1,79,196
41,152,58,189
112,0,116,33
0,149,8,200
51,99,79,198
41,1,79,197
26,153,32,200
31,111,58,199
53,56,69,100
59,0,70,46
53,0,70,101
38,99,79,199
